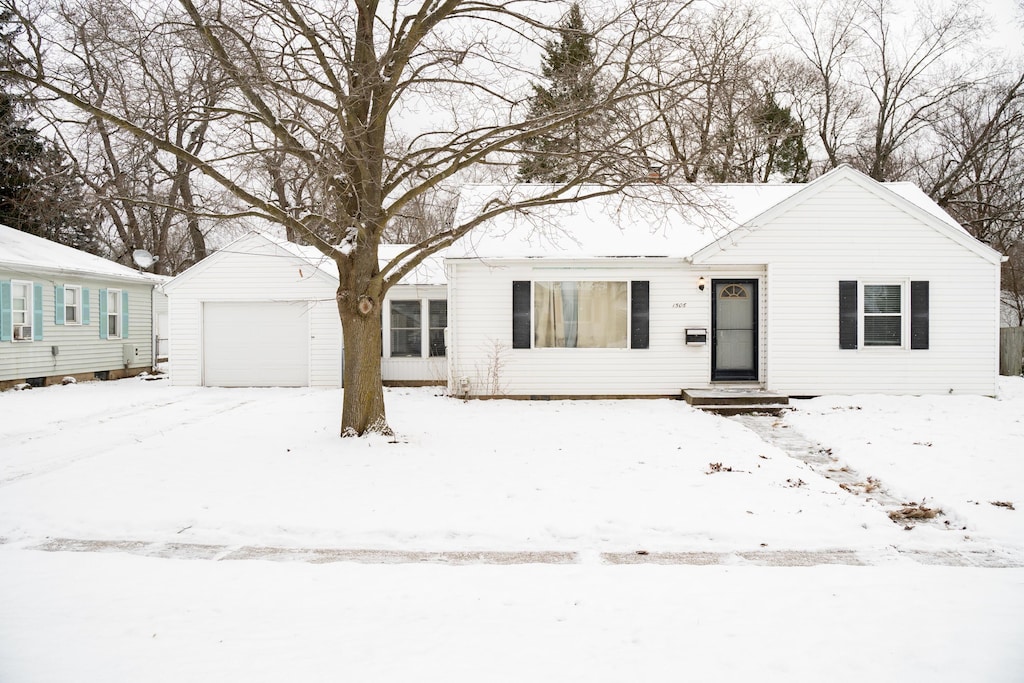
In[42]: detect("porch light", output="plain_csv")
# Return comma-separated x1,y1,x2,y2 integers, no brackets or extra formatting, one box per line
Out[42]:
698,276,706,291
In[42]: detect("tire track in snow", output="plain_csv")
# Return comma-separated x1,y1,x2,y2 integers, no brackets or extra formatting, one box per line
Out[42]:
0,396,257,487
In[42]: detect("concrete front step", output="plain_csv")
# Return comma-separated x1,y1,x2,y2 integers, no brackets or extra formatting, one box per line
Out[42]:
682,388,790,407
694,404,788,416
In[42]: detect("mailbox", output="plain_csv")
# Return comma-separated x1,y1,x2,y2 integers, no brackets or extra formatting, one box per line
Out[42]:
685,327,708,345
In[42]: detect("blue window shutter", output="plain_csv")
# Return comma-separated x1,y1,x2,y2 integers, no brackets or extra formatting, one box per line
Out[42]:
82,288,90,325
839,281,858,349
99,289,108,339
910,281,929,350
33,283,43,340
122,290,129,338
512,281,531,349
630,281,650,349
0,281,10,342
55,286,65,325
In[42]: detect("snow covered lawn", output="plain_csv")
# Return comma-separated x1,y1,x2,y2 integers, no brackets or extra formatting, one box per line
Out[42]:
1,377,1022,681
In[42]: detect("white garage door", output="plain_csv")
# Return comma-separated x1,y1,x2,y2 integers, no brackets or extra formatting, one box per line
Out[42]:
203,302,310,387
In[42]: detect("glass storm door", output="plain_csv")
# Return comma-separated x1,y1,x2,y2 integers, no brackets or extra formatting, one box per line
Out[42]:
712,280,757,381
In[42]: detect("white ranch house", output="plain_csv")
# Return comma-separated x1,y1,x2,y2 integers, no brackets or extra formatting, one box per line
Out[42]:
0,225,161,389
162,232,446,388
445,166,1002,397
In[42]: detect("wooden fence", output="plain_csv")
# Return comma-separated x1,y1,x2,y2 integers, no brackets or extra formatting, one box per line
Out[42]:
1000,327,1024,376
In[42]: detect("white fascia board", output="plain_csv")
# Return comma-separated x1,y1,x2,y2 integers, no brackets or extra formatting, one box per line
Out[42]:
689,166,1002,265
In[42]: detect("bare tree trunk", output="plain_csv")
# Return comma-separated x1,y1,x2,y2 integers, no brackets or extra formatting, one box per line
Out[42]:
337,286,390,437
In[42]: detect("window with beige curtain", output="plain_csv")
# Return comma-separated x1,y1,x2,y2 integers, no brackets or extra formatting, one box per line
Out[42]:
534,281,628,348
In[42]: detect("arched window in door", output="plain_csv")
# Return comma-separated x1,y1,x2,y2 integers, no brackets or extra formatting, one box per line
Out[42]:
719,284,749,299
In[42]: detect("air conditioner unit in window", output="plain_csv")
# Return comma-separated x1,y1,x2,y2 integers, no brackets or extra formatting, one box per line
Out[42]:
13,326,30,341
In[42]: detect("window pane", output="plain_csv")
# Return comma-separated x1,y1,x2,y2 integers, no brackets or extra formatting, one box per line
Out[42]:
534,281,627,348
66,306,77,323
390,301,421,357
864,316,901,346
109,315,118,337
428,300,447,357
390,301,420,328
429,300,447,328
66,288,78,305
429,329,445,357
864,285,901,314
391,329,420,356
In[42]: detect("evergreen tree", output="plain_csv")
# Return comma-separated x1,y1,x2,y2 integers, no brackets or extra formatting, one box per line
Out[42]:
518,4,599,183
0,12,92,249
753,95,810,183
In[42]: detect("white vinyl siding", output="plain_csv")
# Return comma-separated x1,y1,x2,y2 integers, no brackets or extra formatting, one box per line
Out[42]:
165,235,341,388
698,177,999,395
447,259,762,396
380,284,448,383
165,235,448,388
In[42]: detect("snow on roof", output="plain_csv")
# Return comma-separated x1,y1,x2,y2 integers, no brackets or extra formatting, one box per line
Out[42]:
0,224,155,283
446,183,803,259
273,236,446,286
883,182,967,233
447,173,967,259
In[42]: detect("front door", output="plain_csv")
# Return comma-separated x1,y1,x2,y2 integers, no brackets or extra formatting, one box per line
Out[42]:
712,279,757,381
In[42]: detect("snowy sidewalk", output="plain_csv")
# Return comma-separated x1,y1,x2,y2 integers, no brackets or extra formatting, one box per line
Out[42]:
17,537,1024,568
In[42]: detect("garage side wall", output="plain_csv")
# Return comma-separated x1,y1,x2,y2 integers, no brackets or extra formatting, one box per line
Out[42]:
167,237,341,387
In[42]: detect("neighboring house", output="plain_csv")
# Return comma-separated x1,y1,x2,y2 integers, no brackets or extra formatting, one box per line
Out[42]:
445,166,1003,397
0,225,158,389
162,232,446,388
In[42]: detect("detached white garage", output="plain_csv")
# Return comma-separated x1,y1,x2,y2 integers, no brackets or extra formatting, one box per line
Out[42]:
163,232,447,388
163,232,341,388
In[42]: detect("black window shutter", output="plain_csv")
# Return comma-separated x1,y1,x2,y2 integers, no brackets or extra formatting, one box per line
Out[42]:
911,281,929,350
512,281,531,349
839,280,858,349
631,281,650,349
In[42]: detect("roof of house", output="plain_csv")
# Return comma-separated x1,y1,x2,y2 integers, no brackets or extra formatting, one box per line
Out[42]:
446,166,971,260
163,231,447,292
0,224,157,283
279,239,446,286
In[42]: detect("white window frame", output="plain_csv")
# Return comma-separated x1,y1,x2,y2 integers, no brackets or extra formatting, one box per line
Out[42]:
64,285,82,325
428,299,447,358
861,281,906,349
532,280,630,349
389,299,421,358
11,280,33,342
107,288,122,339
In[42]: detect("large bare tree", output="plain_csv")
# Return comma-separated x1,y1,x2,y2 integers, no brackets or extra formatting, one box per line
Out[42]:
2,0,693,435
37,0,234,274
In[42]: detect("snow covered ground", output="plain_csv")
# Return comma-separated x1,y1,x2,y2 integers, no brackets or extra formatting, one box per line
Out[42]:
1,377,1022,681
